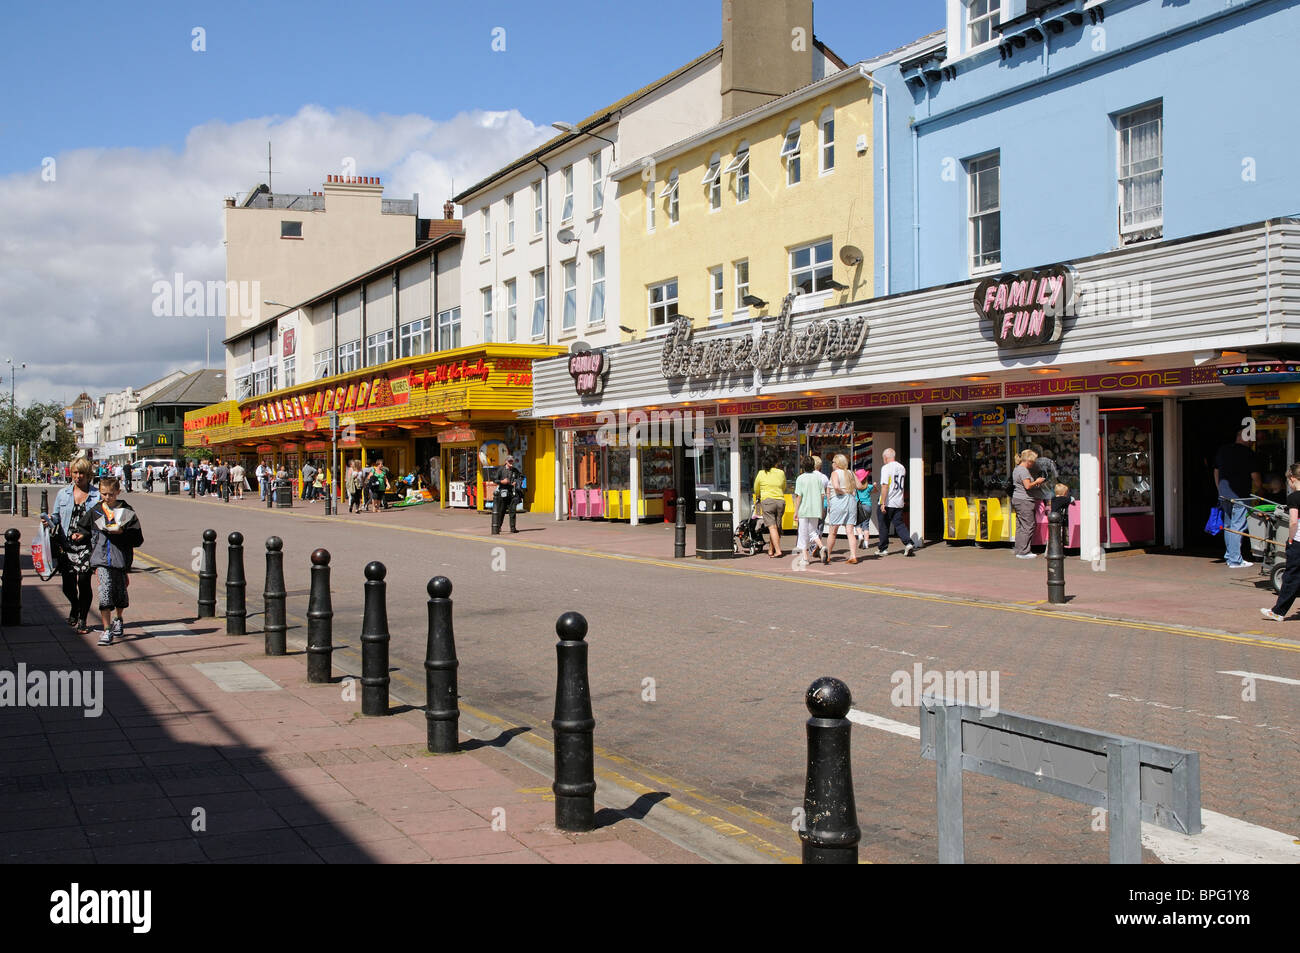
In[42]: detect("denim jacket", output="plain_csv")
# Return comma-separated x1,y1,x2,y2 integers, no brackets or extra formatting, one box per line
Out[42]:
49,484,101,539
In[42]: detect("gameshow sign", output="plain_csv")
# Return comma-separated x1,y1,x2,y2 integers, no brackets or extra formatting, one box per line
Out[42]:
660,311,868,381
974,265,1075,350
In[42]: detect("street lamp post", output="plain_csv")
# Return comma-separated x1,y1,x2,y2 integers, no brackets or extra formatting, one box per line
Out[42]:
5,359,24,515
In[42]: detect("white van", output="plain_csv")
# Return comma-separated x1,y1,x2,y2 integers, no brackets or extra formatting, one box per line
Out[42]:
133,458,178,486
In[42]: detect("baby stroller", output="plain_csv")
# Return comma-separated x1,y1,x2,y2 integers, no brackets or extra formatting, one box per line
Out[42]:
734,508,768,556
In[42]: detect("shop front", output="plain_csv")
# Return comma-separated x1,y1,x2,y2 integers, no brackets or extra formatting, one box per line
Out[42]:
184,345,563,512
531,218,1298,557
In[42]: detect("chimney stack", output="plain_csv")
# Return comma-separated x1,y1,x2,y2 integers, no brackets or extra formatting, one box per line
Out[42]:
721,0,814,120
443,199,455,220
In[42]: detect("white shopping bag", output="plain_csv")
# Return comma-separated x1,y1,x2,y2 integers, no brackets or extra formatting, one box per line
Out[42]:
31,523,55,580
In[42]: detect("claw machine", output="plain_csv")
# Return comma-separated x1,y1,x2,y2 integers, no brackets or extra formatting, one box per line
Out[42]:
1102,412,1155,546
570,432,605,519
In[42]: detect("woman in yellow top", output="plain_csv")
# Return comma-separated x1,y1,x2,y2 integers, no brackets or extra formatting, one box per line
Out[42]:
753,452,788,558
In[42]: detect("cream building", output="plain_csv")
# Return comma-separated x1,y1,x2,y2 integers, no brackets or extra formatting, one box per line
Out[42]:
614,65,875,338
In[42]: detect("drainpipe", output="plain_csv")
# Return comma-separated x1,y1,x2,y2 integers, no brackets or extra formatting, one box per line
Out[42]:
1264,220,1272,339
536,158,552,344
863,69,890,295
1040,19,1049,78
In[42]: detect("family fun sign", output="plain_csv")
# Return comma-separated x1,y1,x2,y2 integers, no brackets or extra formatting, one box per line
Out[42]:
974,265,1074,349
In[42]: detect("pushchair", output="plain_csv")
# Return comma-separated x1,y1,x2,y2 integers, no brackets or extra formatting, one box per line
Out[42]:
734,509,768,556
1223,495,1290,592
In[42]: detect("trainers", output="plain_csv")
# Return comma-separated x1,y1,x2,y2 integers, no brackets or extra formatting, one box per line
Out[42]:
97,629,113,646
1260,607,1285,621
903,543,915,557
1226,561,1251,569
1015,552,1038,559
110,619,124,639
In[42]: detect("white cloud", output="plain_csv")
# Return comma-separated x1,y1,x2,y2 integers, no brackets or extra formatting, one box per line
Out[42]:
0,104,551,406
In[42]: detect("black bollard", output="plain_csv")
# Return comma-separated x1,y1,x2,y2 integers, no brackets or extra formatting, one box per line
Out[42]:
552,611,596,831
40,489,49,514
1047,508,1067,605
20,487,27,518
424,576,460,753
266,482,273,509
360,561,390,716
263,536,286,656
674,498,686,558
801,676,860,865
225,531,246,635
306,549,333,683
197,529,217,618
2,528,21,627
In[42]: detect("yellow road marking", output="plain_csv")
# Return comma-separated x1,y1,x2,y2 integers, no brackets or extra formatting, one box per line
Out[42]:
135,549,802,863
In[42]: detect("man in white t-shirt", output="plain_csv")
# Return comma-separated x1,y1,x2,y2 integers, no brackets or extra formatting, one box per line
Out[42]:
876,448,916,557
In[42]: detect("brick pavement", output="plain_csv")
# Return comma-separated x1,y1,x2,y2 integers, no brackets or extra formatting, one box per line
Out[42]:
0,557,705,864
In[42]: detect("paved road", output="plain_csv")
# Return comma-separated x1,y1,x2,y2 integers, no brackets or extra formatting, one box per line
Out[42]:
113,490,1300,862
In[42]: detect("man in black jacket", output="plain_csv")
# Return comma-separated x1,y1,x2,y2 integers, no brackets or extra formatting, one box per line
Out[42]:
491,456,524,534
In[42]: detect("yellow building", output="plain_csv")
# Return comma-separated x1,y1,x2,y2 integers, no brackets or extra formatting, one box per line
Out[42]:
614,64,875,335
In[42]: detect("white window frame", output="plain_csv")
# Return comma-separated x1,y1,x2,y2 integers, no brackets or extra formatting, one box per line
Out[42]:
481,206,491,258
531,269,546,339
648,279,679,327
709,265,724,317
724,142,750,203
561,165,574,223
532,180,543,235
789,239,834,295
365,328,394,366
313,348,333,380
1117,102,1164,240
966,0,998,52
819,107,835,175
504,193,515,247
588,249,606,326
504,278,518,342
283,356,295,390
337,339,361,375
781,120,802,186
966,151,1001,275
646,180,656,232
482,287,494,343
561,259,578,332
590,151,604,212
399,316,431,358
704,153,722,210
658,169,679,225
734,260,750,310
436,306,461,352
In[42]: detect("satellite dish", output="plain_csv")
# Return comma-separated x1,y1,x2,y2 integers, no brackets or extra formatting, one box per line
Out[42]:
839,245,864,267
569,340,591,354
557,226,577,244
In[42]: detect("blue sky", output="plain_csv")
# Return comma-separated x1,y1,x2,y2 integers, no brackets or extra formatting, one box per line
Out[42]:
0,1,943,404
1,0,940,179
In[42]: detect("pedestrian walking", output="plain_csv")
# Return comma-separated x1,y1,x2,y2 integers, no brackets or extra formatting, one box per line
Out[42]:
823,454,860,564
76,476,143,646
491,455,524,534
256,461,267,501
1215,425,1262,568
1012,449,1046,559
1261,463,1300,621
854,468,874,552
230,462,245,500
212,459,231,502
753,452,787,558
301,459,317,501
792,456,824,563
876,448,915,557
346,460,362,513
44,457,100,634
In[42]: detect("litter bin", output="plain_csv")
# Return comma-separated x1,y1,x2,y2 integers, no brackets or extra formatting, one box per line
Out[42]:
695,495,733,560
274,481,293,508
167,477,180,495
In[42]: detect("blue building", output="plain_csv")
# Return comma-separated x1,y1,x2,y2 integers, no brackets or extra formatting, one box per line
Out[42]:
856,0,1300,558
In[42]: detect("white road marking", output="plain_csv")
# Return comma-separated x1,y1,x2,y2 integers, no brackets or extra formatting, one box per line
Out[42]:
1107,692,1295,734
1218,670,1300,686
848,706,1300,864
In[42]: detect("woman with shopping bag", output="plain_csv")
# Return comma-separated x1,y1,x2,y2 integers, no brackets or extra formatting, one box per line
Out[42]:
44,457,100,632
